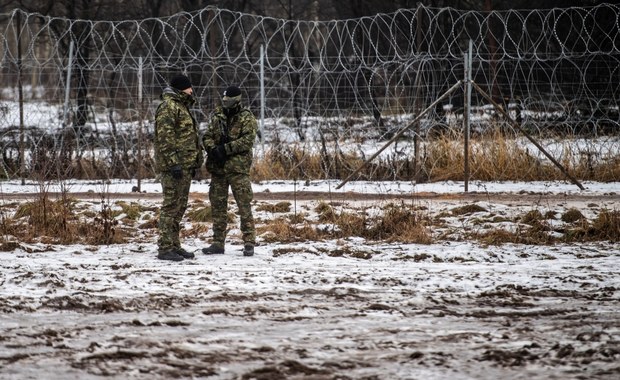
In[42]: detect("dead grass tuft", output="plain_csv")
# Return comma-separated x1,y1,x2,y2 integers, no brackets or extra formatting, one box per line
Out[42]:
589,209,620,242
473,227,551,246
0,241,21,251
187,205,212,222
520,210,545,225
366,203,432,243
451,204,487,216
256,201,292,213
260,201,432,243
258,217,322,243
272,247,309,257
181,224,210,239
138,218,159,229
288,213,306,224
315,201,337,222
13,196,80,243
115,201,145,221
333,211,367,238
6,192,131,245
561,208,585,223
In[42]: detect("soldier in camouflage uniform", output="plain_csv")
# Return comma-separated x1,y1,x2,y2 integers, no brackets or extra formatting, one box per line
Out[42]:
154,74,204,261
202,85,257,256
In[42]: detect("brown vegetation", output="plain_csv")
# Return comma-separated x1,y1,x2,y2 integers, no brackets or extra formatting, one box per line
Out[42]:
250,132,620,183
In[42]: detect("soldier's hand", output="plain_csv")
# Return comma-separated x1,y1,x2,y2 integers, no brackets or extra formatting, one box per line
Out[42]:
211,145,227,162
170,165,183,179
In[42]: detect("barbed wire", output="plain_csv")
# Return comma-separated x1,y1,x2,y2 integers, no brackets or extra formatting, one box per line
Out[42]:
0,4,619,181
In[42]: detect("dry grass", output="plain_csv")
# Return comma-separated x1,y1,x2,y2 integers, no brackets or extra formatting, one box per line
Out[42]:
256,201,291,213
186,205,212,223
561,208,585,223
2,181,617,249
257,217,322,243
451,204,488,216
12,196,77,243
520,210,546,226
473,229,522,245
472,225,556,246
562,208,620,243
465,206,620,246
116,201,146,221
590,209,620,242
252,146,337,180
365,203,432,243
469,132,555,181
181,223,210,239
272,247,309,257
6,193,128,245
251,129,619,182
2,196,618,248
258,200,432,243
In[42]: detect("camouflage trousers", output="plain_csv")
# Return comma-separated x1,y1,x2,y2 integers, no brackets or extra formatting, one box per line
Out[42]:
158,169,192,250
209,172,255,247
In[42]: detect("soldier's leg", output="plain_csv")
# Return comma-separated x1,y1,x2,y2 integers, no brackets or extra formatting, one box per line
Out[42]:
208,174,229,247
158,172,183,250
171,169,192,248
229,173,255,246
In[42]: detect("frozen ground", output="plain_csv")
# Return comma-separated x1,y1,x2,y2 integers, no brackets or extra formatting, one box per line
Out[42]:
0,180,619,379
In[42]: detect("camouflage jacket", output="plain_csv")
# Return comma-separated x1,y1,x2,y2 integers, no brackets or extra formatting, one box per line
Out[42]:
203,106,257,175
154,88,204,173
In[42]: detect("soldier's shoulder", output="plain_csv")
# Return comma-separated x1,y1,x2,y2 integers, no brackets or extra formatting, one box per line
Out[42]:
159,97,183,112
239,108,257,120
158,96,175,107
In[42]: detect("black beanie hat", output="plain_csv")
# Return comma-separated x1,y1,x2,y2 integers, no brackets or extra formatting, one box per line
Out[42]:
223,85,241,97
170,75,192,91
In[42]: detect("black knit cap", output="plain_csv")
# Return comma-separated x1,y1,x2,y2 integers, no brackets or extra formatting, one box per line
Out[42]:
223,85,241,97
170,75,192,91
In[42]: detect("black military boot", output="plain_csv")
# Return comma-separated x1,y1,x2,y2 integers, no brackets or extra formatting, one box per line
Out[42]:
175,247,195,259
202,244,225,255
157,248,184,261
243,244,254,257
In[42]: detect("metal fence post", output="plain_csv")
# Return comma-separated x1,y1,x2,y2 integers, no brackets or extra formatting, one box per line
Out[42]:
464,39,473,192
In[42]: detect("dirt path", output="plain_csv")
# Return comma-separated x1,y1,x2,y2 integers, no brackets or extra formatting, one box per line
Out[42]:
3,190,619,204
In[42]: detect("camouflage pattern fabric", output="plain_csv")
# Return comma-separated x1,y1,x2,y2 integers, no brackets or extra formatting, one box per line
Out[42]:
203,106,257,175
209,173,255,246
154,89,203,172
203,106,258,246
158,169,192,250
154,88,203,251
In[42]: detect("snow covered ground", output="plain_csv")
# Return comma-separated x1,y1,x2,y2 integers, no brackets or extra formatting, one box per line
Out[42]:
1,177,618,196
0,180,619,379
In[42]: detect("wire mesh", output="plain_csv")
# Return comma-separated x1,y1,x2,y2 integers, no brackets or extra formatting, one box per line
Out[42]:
0,5,619,181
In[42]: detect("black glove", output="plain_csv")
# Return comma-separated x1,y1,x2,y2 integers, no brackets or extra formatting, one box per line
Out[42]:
170,165,183,180
191,168,197,178
211,145,227,162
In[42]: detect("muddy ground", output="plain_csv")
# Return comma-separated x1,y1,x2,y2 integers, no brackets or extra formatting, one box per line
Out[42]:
0,191,619,379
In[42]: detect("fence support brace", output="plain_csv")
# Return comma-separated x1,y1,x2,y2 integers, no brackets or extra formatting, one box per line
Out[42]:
336,79,586,191
336,80,463,189
470,81,585,191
